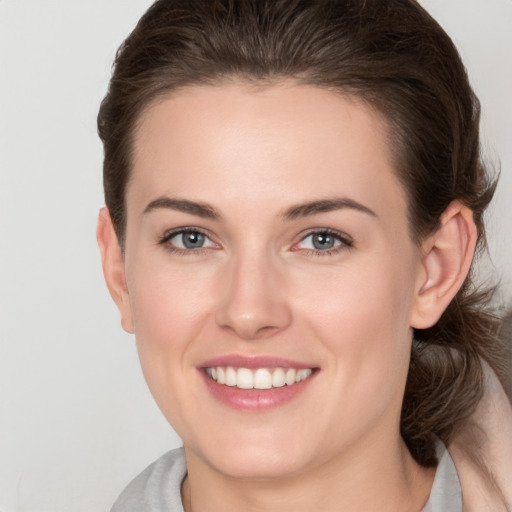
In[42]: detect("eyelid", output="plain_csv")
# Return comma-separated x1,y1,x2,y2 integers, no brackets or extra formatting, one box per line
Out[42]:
158,226,220,252
291,228,353,254
158,226,352,255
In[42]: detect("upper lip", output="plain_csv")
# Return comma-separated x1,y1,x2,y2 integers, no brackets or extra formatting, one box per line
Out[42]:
199,354,317,370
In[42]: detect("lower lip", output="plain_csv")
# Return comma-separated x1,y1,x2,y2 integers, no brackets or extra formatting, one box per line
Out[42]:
200,370,318,411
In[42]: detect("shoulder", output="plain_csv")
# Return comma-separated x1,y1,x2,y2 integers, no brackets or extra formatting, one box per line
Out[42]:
111,447,187,512
449,361,512,511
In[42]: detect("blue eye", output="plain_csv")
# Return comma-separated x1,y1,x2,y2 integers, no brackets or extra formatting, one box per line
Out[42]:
307,232,338,250
174,231,206,249
296,230,352,253
161,229,217,251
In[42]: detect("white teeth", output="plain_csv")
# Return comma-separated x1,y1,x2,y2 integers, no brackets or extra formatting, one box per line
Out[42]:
285,368,296,385
272,368,286,388
205,366,314,389
225,366,237,386
295,368,312,382
254,368,272,389
236,368,254,389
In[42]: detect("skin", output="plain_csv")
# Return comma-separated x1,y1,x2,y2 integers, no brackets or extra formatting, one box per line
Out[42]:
98,81,478,511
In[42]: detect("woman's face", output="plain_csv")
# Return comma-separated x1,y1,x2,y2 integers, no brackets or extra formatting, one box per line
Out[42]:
121,82,426,478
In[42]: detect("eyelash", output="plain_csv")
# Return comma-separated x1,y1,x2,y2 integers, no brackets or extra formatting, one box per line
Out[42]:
294,228,353,257
158,227,353,256
158,227,216,256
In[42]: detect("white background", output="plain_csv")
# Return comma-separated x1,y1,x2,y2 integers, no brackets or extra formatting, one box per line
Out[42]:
0,1,510,511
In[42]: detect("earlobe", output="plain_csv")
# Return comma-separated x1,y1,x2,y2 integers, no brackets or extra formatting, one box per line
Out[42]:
96,208,134,333
410,201,477,329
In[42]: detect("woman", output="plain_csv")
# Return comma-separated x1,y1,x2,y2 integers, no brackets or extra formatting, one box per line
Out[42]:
96,0,511,510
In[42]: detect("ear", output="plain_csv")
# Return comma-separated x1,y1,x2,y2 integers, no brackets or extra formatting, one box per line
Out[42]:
96,208,134,333
410,201,477,329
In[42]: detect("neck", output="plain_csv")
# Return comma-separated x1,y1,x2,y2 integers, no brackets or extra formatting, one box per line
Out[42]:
182,435,435,512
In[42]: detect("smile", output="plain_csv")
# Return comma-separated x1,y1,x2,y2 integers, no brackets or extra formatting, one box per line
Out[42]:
205,366,314,390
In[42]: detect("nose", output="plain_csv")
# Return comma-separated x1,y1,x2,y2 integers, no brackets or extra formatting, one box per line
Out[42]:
214,251,292,341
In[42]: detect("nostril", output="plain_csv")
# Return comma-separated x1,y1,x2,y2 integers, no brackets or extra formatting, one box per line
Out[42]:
218,321,280,341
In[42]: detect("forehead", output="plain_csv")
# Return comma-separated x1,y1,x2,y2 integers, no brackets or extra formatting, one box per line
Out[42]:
129,81,408,225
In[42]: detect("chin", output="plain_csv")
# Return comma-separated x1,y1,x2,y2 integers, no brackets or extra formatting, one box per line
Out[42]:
187,427,317,480
209,449,311,480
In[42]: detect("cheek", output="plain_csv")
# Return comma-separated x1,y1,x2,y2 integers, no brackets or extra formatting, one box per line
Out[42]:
298,251,416,340
125,256,215,388
124,255,223,436
129,253,212,333
295,253,417,409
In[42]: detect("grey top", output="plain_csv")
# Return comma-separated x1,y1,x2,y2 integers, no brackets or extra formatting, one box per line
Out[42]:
111,442,462,512
421,441,463,512
111,447,187,512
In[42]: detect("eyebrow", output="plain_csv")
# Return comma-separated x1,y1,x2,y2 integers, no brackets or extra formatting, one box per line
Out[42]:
143,197,220,219
282,198,376,219
142,196,376,220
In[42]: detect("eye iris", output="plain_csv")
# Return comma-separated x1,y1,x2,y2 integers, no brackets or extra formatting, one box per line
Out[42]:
182,232,205,248
312,232,335,250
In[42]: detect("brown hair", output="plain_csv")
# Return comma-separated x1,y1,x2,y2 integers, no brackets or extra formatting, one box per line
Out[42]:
98,0,507,472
